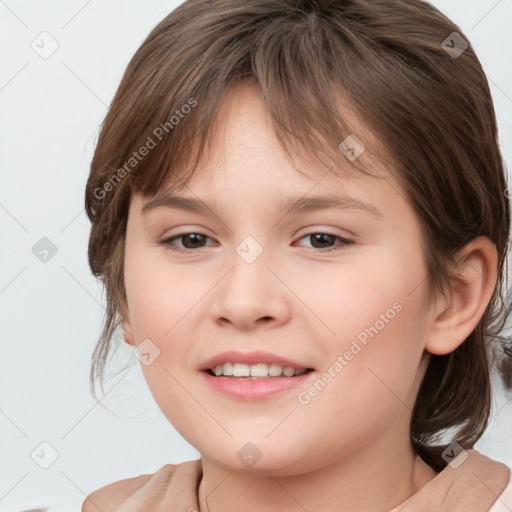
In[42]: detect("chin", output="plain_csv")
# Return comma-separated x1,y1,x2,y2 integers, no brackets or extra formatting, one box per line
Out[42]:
200,442,317,476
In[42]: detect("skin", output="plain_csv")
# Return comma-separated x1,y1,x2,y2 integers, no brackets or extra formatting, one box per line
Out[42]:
93,81,500,511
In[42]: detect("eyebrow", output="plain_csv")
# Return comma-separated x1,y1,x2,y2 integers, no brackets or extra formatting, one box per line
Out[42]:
141,191,383,217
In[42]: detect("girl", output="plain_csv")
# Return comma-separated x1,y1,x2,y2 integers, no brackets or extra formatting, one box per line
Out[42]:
82,0,512,510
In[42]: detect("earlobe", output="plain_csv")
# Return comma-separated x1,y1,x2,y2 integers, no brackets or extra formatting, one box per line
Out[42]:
425,236,498,356
122,319,135,346
120,303,136,346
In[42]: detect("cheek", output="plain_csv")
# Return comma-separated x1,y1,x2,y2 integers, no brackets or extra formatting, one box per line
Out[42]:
290,304,427,459
123,245,211,408
287,245,425,350
124,246,207,340
291,244,428,408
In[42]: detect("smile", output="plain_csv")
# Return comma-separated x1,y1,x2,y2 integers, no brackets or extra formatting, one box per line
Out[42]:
209,362,310,378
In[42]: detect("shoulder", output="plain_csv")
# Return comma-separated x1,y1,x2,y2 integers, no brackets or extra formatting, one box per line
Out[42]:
489,464,512,512
441,449,511,511
460,449,510,488
81,464,179,512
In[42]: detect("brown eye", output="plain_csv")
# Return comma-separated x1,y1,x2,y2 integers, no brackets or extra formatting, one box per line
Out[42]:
296,233,355,252
159,232,213,252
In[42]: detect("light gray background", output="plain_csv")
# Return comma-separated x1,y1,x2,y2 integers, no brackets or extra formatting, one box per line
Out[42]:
1,1,511,510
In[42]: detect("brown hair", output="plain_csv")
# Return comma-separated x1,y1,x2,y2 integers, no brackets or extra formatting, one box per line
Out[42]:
85,0,512,470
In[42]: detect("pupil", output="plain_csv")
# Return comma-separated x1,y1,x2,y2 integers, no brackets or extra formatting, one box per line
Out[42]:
311,233,334,248
184,233,204,248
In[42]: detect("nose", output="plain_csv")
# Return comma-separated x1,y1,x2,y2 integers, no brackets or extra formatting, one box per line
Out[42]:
210,240,291,331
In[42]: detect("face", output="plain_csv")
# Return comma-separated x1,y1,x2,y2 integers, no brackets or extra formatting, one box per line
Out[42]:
122,81,435,475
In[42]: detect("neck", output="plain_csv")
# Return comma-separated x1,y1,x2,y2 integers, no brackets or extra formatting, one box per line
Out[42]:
197,438,437,512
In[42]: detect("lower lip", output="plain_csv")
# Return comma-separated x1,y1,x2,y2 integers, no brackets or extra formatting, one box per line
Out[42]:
200,370,315,400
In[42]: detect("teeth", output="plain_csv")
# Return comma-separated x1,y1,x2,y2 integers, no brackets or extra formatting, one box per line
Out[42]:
211,362,308,378
233,363,250,377
268,363,283,377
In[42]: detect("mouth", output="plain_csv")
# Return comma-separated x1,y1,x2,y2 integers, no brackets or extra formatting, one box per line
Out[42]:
204,363,315,380
201,364,316,400
198,351,316,399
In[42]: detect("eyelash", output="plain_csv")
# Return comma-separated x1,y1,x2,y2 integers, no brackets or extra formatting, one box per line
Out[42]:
158,232,355,253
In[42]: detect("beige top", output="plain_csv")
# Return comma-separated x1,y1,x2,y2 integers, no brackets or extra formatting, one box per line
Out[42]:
387,464,512,512
162,457,512,512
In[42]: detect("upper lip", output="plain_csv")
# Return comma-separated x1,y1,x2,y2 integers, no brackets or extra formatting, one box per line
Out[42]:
199,350,313,371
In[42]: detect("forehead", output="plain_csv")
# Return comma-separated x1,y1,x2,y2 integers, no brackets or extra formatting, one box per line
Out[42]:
135,81,404,214
201,81,387,172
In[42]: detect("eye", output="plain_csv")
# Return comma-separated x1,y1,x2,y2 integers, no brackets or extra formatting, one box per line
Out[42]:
159,232,214,252
295,233,355,252
158,231,355,253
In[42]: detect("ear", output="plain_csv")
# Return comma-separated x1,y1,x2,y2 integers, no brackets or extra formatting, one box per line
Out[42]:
425,236,498,356
121,313,135,346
